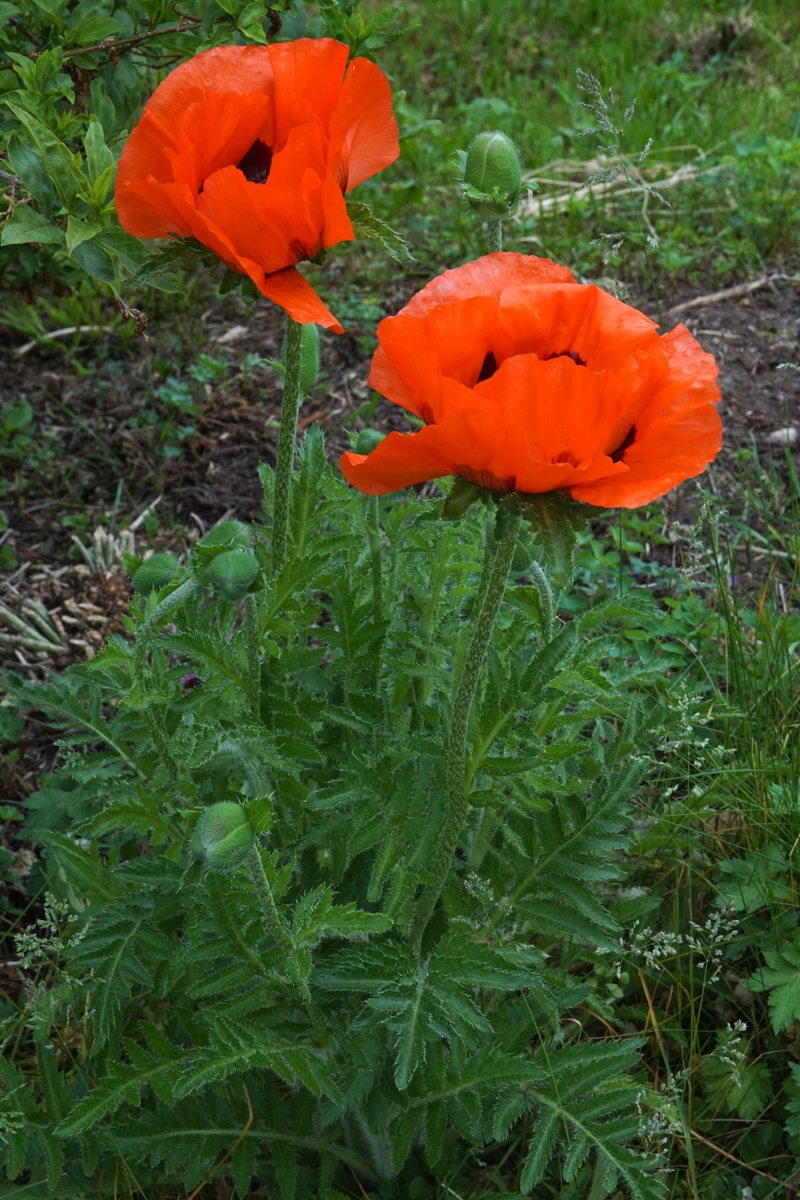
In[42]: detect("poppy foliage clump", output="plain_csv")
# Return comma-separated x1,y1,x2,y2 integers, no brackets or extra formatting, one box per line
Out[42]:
115,39,399,332
341,253,722,506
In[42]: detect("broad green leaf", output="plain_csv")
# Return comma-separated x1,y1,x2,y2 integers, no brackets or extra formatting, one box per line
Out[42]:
66,215,102,254
6,103,83,205
67,15,124,44
83,119,114,183
70,235,117,283
6,134,59,207
1,205,64,245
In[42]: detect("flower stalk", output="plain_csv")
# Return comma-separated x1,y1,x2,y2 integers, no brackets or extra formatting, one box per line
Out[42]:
410,511,522,951
530,560,554,642
272,316,303,575
244,592,261,723
487,220,503,253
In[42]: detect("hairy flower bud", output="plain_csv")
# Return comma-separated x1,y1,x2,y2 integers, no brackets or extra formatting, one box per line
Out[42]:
207,549,259,601
191,802,254,872
463,131,522,220
299,322,320,395
198,520,253,552
354,428,386,456
131,552,180,594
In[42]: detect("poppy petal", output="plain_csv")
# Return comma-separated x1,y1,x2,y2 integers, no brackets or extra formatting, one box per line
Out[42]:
249,264,343,333
493,283,658,369
470,354,629,490
269,39,350,149
329,57,400,191
139,45,275,124
372,296,500,418
198,121,332,271
572,325,722,506
341,410,499,495
398,253,575,320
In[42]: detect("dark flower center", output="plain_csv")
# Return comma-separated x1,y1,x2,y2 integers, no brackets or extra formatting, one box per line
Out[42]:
237,139,273,184
610,425,637,462
544,349,587,367
477,350,498,383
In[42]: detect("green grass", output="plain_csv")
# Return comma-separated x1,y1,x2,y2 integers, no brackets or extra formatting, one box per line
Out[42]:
358,0,800,286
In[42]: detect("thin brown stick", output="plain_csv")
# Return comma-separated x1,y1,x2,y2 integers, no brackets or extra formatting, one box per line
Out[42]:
666,273,796,317
688,1127,798,1192
14,324,112,358
185,1084,254,1200
58,17,202,61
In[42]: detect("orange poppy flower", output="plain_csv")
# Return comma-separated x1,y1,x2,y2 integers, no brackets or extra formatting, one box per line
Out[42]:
115,39,399,333
340,253,722,507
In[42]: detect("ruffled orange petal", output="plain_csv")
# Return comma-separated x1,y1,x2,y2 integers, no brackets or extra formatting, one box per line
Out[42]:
198,119,331,270
572,325,722,507
492,283,658,368
372,297,499,417
248,265,343,333
269,39,350,149
328,57,400,191
141,45,275,124
341,409,499,495
167,92,273,193
467,354,628,491
319,173,355,248
115,178,242,265
398,253,575,320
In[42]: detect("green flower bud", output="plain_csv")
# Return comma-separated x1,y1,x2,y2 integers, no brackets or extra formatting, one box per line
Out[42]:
198,520,253,552
354,428,386,456
299,322,320,395
131,552,180,595
207,549,259,601
192,802,255,872
463,131,522,220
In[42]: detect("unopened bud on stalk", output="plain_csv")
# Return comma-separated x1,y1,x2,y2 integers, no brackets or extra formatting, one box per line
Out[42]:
192,801,255,872
207,548,259,601
198,520,253,552
463,131,523,220
131,552,180,594
299,322,320,395
354,428,386,456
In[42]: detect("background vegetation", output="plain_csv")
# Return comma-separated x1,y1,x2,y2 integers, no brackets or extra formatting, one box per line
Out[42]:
2,1,800,1197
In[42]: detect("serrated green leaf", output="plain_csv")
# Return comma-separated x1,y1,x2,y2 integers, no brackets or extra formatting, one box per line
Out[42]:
750,938,800,1033
346,200,413,263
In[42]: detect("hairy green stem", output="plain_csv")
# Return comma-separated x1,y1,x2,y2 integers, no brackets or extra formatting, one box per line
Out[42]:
487,220,503,253
410,513,521,951
133,576,197,790
367,497,384,627
418,527,455,709
248,845,293,954
244,592,261,723
271,316,304,576
530,560,554,642
367,496,385,691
